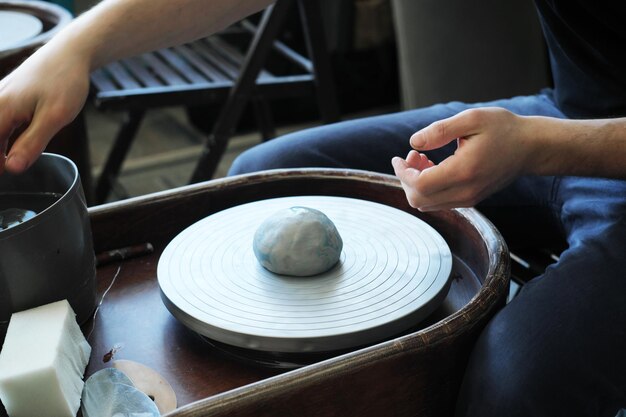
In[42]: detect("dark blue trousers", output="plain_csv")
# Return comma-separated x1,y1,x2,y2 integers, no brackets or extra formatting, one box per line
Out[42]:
229,91,626,416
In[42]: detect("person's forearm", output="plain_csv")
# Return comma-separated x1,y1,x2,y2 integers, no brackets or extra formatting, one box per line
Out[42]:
525,115,626,179
46,0,274,71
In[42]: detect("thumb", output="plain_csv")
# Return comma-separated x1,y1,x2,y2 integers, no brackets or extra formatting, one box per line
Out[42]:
410,110,479,151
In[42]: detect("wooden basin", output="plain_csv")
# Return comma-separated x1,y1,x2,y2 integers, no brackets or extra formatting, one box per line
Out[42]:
70,168,510,417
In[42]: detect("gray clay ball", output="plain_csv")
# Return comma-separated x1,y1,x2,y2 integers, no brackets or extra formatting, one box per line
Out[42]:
253,206,343,276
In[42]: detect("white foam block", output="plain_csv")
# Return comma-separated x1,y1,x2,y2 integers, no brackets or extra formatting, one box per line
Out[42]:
0,300,91,417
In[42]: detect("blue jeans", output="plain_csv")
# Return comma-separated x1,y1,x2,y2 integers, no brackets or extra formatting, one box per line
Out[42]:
229,91,626,416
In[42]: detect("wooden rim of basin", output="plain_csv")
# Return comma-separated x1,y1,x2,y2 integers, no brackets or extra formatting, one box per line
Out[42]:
0,0,72,59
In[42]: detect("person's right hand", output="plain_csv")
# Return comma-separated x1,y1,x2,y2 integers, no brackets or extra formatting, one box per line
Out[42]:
0,39,91,175
391,107,536,211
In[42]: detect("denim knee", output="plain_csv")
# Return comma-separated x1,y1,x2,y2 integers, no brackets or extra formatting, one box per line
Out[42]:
228,145,271,175
456,261,626,417
228,126,358,175
455,304,571,417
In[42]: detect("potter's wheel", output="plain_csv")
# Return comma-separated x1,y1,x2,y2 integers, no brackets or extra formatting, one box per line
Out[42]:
158,196,452,354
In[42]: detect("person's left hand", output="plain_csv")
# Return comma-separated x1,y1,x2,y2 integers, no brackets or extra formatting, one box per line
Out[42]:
391,107,535,211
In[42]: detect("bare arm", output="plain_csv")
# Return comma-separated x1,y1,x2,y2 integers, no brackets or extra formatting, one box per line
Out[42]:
60,0,273,70
524,115,626,178
0,0,273,174
391,108,626,211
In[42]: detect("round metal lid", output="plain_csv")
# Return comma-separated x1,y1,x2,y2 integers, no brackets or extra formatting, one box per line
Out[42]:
158,196,452,353
0,11,42,51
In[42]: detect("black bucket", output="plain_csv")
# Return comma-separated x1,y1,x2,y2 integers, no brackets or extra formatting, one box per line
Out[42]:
0,153,96,343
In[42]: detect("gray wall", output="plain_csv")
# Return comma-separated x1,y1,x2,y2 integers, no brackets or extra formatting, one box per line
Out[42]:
391,0,549,109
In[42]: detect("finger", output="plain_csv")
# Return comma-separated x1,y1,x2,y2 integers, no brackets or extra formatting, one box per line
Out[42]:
419,153,435,170
413,190,475,212
0,109,19,175
392,156,421,182
413,156,461,196
410,109,482,151
404,179,478,211
405,150,435,171
5,110,67,174
412,168,502,211
0,141,6,175
391,157,412,206
405,149,419,164
391,156,409,180
392,156,435,209
391,156,421,192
